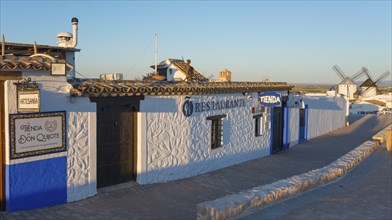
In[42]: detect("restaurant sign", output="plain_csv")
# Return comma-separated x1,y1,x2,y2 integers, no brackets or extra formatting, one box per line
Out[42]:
259,92,282,107
9,111,66,159
182,98,246,117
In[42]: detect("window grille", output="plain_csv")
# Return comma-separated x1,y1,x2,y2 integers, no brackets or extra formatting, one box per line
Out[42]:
207,114,226,149
253,114,263,136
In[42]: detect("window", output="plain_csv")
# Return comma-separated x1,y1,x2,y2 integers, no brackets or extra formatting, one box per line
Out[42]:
254,114,263,136
207,114,226,149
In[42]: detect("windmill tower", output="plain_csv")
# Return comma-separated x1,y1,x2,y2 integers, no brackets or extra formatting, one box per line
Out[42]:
332,65,368,100
361,70,391,98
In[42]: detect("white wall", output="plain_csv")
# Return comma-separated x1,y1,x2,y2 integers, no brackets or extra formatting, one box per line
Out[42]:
362,87,377,98
303,96,346,139
4,70,96,202
137,92,278,184
338,84,357,99
288,108,299,147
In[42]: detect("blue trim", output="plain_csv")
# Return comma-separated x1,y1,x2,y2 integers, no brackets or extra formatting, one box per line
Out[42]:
6,156,67,212
299,108,302,141
305,104,309,140
283,107,289,150
269,108,274,155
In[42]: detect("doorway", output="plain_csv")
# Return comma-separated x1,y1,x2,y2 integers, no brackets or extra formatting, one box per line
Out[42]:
299,108,306,142
271,107,284,154
92,97,143,188
96,103,137,188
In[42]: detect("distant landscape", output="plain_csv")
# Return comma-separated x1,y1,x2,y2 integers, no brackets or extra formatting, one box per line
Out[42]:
290,81,392,94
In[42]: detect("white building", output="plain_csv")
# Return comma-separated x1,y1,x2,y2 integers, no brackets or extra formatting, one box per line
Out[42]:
149,58,208,82
338,78,357,99
0,18,348,213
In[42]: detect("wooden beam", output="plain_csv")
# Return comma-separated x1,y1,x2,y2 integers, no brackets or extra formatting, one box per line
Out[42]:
0,71,22,80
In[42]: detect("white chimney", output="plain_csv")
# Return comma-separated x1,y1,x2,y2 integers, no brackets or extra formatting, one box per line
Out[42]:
57,17,78,48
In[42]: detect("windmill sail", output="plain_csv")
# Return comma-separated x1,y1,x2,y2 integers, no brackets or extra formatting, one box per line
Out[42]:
374,71,391,83
351,67,368,81
332,65,347,80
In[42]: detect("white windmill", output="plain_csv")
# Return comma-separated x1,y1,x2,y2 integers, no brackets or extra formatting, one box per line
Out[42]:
332,65,368,99
361,70,391,98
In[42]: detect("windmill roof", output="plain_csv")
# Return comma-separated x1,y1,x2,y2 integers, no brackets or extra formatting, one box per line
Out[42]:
361,78,375,87
339,78,356,85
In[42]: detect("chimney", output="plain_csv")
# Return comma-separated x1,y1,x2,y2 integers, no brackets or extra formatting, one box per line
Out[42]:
57,17,78,48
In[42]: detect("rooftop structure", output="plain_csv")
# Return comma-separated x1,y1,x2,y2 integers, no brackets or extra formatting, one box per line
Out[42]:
149,58,208,82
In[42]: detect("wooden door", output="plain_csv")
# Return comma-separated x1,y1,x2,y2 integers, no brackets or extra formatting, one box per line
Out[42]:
97,104,135,188
0,81,5,210
272,107,284,154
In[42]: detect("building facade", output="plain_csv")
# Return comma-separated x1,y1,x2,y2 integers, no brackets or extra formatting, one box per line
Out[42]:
0,18,347,212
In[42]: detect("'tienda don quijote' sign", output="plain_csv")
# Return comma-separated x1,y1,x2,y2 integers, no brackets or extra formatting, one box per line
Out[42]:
259,92,282,107
182,98,246,117
9,111,66,159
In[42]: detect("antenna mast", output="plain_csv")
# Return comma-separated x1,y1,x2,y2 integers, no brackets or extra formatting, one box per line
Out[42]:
154,33,158,75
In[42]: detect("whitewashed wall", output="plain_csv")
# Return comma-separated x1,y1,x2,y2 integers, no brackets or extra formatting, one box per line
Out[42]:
303,96,346,139
362,87,377,98
288,108,299,147
4,70,96,202
137,92,279,184
338,84,357,99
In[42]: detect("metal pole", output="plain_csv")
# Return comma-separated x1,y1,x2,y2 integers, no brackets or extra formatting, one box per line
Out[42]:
155,33,158,75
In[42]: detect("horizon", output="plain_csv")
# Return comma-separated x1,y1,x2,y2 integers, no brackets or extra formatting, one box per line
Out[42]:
1,1,391,84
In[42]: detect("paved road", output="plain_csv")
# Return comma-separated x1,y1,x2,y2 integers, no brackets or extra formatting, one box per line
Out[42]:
241,145,392,220
0,114,391,219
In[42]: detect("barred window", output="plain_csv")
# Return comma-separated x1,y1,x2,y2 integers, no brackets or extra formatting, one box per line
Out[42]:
253,114,263,136
207,114,226,149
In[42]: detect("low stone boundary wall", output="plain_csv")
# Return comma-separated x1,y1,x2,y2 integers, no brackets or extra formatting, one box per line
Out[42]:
372,125,392,144
197,125,392,220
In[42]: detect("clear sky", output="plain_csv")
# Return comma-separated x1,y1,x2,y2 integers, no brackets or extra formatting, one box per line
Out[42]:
1,1,391,84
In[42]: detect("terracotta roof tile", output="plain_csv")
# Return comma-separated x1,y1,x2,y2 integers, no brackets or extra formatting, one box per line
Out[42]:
0,56,73,72
69,79,294,97
167,59,209,82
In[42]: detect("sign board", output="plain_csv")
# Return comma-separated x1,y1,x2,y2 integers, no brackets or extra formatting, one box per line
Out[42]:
259,92,282,107
17,90,40,113
9,111,66,159
51,63,66,76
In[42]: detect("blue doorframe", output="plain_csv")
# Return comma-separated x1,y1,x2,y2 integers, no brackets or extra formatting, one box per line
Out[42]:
269,108,274,155
299,104,309,142
283,107,289,150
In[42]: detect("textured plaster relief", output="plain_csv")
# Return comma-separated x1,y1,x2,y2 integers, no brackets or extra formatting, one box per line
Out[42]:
67,112,90,202
141,93,274,184
5,80,17,164
288,108,299,147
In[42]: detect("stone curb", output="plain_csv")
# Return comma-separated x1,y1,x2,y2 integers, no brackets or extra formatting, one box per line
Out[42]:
197,125,392,220
372,124,392,144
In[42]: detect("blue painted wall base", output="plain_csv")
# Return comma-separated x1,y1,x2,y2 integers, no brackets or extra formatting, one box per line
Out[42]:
6,156,67,212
